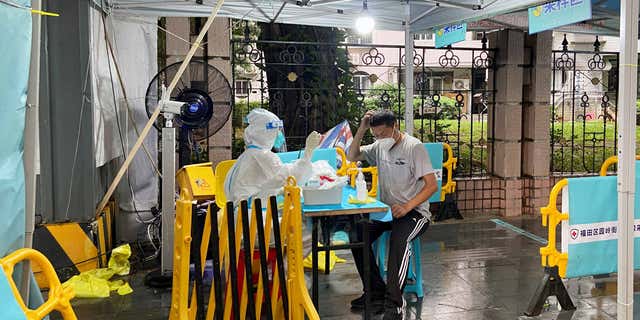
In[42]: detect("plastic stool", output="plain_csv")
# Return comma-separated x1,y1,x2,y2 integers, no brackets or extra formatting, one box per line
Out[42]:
373,231,424,298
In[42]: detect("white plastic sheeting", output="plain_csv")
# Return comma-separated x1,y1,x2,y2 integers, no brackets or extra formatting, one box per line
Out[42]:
90,8,159,211
91,8,124,168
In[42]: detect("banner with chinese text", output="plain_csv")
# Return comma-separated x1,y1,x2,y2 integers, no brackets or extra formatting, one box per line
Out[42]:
434,23,467,48
561,167,640,278
528,0,592,34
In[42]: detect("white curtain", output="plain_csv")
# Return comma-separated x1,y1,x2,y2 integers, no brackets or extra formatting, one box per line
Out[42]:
90,8,159,211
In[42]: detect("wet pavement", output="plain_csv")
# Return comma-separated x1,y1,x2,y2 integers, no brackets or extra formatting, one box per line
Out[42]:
51,216,640,319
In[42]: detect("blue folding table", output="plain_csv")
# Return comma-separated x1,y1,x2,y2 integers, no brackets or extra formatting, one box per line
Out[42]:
302,185,388,320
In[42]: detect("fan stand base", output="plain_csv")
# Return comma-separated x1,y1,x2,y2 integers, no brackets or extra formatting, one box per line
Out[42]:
144,269,173,289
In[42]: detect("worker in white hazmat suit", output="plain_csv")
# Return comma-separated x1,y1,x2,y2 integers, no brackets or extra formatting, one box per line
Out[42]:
224,108,320,290
224,108,321,207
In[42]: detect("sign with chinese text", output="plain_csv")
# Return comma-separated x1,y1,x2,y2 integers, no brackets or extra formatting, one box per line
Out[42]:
528,0,592,34
434,23,467,48
561,167,640,278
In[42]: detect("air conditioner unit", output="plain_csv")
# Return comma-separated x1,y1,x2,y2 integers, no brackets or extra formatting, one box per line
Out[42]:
453,79,470,90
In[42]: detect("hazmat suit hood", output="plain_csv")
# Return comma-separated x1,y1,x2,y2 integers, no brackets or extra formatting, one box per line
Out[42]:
244,108,284,150
224,108,319,206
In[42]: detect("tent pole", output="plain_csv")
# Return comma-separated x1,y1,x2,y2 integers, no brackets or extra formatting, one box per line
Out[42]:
617,0,638,319
404,1,414,135
21,0,43,302
94,0,225,218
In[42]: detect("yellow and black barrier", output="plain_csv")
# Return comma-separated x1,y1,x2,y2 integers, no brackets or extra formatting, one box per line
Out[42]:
169,163,318,320
95,200,117,267
32,223,99,288
32,200,116,288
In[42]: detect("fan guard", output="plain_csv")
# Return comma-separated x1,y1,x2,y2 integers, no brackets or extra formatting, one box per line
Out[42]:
144,60,232,140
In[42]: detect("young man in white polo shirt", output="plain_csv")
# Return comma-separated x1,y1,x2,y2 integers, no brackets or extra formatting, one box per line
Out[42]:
347,109,437,320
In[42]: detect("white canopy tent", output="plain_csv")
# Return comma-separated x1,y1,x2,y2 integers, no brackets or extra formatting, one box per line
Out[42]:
101,0,627,135
105,0,552,134
107,0,548,32
88,0,637,318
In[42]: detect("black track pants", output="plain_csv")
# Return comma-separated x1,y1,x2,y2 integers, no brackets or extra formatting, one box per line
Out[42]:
349,210,430,313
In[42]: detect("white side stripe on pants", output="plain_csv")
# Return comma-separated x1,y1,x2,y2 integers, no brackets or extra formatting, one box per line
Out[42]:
396,216,428,316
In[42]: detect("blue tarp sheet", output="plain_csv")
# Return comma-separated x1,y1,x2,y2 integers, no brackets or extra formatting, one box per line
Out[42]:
0,1,45,315
0,0,30,259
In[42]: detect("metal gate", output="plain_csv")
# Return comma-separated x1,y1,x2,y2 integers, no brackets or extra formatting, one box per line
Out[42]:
550,35,619,175
231,32,496,178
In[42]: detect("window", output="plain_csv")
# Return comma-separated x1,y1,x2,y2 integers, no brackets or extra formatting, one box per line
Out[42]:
413,33,433,41
575,72,584,92
353,73,371,91
427,78,443,92
348,33,372,44
350,53,360,64
399,69,444,93
416,77,443,93
235,80,250,96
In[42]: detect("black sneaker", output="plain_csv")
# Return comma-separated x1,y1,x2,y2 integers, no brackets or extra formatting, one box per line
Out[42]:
350,300,386,315
382,309,403,320
350,294,385,310
350,294,365,307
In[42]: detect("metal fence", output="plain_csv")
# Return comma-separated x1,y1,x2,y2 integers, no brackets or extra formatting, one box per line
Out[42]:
550,35,619,175
231,36,497,178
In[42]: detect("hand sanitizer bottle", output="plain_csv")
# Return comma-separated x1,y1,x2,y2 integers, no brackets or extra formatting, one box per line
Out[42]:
356,169,367,201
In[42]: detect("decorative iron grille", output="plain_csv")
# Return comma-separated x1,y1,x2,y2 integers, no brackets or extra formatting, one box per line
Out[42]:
232,35,497,178
550,35,620,174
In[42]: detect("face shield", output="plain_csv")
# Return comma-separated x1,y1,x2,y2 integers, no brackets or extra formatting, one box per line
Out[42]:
266,119,287,153
243,108,287,152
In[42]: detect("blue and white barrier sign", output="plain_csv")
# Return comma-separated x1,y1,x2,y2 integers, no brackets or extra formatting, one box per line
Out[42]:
528,0,592,34
560,167,640,278
434,23,467,48
424,143,443,203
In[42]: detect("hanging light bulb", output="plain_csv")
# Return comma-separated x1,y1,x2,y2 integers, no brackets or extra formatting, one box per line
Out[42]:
355,0,374,34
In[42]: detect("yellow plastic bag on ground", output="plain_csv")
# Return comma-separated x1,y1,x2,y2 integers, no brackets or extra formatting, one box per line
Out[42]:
62,274,111,298
303,244,346,272
62,244,133,298
108,244,131,276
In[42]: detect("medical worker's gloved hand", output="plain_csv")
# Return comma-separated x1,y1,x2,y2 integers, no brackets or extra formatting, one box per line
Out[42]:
304,131,321,160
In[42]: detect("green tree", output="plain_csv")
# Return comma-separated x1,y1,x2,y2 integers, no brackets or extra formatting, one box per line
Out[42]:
255,23,364,148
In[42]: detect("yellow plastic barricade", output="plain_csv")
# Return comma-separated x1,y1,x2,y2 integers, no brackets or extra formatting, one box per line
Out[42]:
343,142,457,202
0,249,77,320
347,166,379,198
214,160,236,209
599,155,640,176
170,160,319,320
441,143,458,200
527,179,577,316
335,147,355,177
283,177,320,320
539,179,569,278
169,163,216,320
